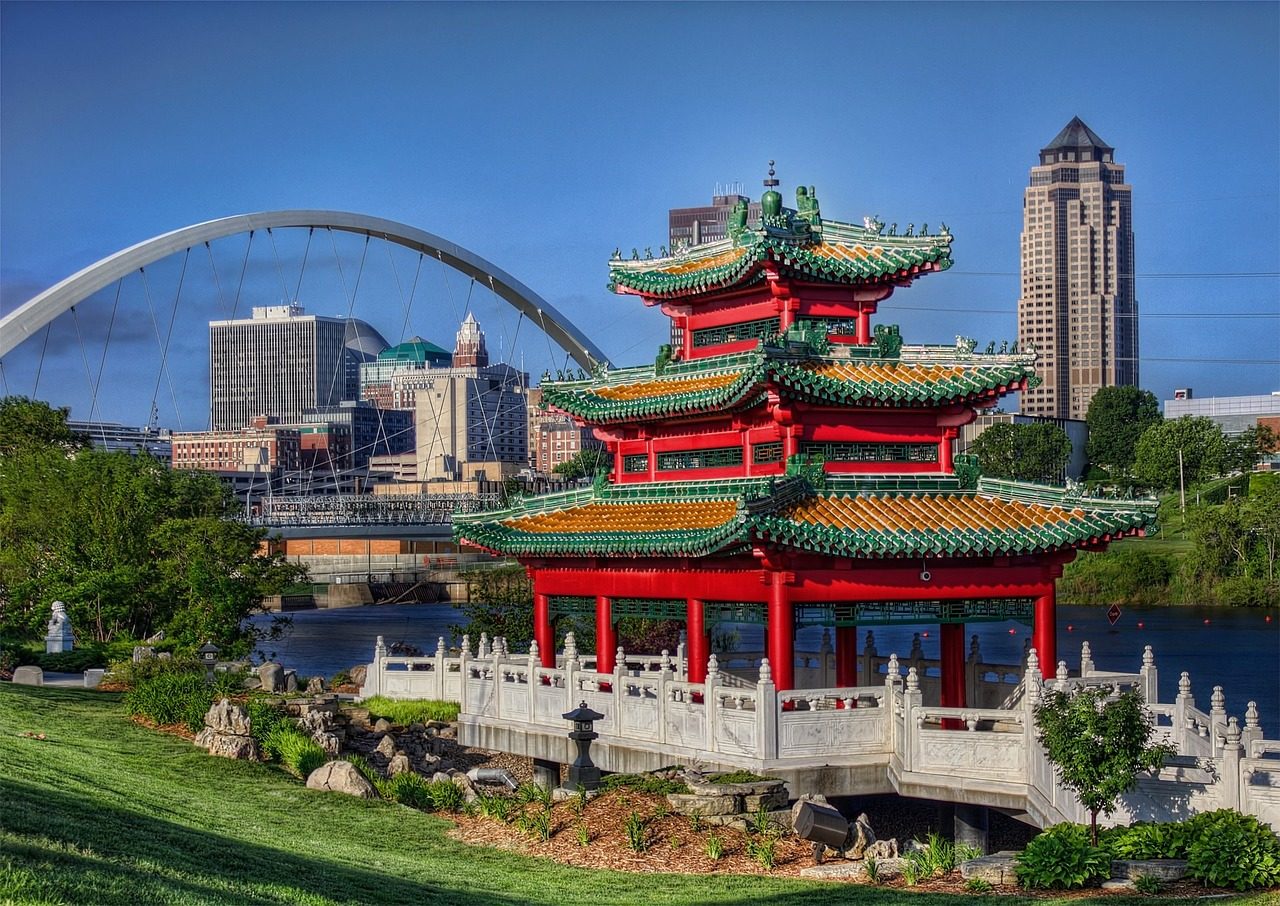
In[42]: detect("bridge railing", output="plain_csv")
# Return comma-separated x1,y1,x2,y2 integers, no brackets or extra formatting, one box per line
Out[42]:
358,635,1277,827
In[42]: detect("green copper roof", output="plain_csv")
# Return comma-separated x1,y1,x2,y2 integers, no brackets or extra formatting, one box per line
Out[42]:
377,337,452,364
540,339,1038,426
609,191,953,299
454,473,1157,560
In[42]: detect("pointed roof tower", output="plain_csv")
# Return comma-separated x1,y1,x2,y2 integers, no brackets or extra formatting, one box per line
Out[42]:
1040,116,1114,164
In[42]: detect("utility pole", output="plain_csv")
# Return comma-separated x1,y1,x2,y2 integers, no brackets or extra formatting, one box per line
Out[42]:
1178,448,1186,514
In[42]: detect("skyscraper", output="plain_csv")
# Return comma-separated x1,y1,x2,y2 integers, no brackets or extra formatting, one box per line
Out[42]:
209,304,388,430
669,191,761,249
1017,117,1137,419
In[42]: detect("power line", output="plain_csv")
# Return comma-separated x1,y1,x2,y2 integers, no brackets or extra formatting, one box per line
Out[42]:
949,271,1279,279
889,304,1278,319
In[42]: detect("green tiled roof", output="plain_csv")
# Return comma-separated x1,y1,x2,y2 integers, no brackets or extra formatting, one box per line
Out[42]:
454,474,1157,560
540,343,1038,425
608,214,953,299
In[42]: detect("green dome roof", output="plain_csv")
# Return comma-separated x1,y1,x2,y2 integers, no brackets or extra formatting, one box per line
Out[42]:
377,337,451,364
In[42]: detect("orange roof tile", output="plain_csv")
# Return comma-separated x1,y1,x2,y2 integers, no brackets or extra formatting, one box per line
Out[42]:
502,499,739,534
593,370,744,401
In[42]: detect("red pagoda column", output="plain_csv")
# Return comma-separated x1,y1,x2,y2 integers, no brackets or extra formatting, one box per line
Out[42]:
940,427,956,472
856,306,872,345
940,623,966,708
533,592,554,668
835,625,858,687
595,595,616,674
767,571,795,691
686,598,708,684
1033,587,1057,679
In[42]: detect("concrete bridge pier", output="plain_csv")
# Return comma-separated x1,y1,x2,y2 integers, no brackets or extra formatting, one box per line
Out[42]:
532,757,562,791
954,803,990,854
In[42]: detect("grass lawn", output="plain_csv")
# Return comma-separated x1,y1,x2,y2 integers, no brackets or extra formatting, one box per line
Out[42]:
0,686,1269,906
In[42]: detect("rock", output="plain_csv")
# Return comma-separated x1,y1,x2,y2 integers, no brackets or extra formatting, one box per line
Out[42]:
284,670,298,693
743,789,789,812
316,732,343,757
960,851,1020,885
799,857,904,880
1111,859,1188,881
848,812,876,859
132,646,155,664
306,676,325,694
665,792,741,816
195,727,260,760
373,718,393,733
258,663,284,693
1101,879,1136,890
865,838,899,860
83,668,105,688
387,754,413,776
375,734,398,758
451,772,478,803
902,838,929,854
12,666,43,686
432,771,452,784
348,665,367,687
157,652,172,661
243,674,262,691
417,753,441,773
306,761,378,799
204,698,252,736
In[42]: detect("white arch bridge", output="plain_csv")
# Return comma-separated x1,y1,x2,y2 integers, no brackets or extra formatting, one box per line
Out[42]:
0,210,610,369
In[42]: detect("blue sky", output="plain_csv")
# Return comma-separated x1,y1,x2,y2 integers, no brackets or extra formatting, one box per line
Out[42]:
2,1,1277,429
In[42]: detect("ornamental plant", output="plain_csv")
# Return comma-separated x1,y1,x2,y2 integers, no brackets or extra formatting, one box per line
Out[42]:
1185,810,1280,890
1033,685,1174,845
1015,823,1111,889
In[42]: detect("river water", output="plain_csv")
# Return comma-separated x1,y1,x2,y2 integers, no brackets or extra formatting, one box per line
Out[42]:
248,603,1280,725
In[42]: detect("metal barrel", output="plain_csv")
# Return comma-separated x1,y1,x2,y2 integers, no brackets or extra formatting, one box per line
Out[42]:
793,801,850,848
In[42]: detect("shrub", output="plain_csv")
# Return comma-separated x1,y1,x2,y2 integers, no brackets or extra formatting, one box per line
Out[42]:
245,698,288,747
210,668,244,698
1185,810,1280,890
746,832,778,870
346,754,380,788
965,877,994,894
708,770,776,784
623,811,648,852
1015,823,1111,889
515,805,553,841
467,790,513,822
901,852,927,885
384,771,434,810
1133,874,1164,895
359,696,459,725
1101,821,1192,860
516,783,551,807
426,778,465,813
598,773,690,796
263,725,327,778
123,671,212,732
863,855,881,884
705,833,724,861
575,821,591,847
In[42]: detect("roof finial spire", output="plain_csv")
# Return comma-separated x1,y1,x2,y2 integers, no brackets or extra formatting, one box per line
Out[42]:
763,160,779,189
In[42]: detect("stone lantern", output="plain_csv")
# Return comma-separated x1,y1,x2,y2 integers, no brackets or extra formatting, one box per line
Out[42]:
198,641,220,682
562,700,604,791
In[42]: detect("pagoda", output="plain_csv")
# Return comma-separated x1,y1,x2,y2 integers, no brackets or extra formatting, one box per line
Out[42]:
455,169,1156,704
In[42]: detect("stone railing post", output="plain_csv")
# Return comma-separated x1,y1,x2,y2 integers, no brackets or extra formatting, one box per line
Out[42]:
1140,645,1158,705
1055,660,1069,690
364,635,388,698
819,629,833,688
1023,648,1044,804
884,652,902,755
528,639,541,720
705,654,720,753
909,632,925,674
459,634,472,711
1243,701,1263,755
862,631,878,687
902,665,922,772
478,632,490,660
563,631,577,669
1079,641,1094,678
756,658,778,761
1209,686,1227,753
1221,717,1243,811
612,646,626,734
563,633,579,708
675,635,687,682
434,637,447,700
1174,671,1194,752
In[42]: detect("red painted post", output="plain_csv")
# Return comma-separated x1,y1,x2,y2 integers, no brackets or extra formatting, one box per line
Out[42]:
687,598,708,684
836,624,858,687
533,592,554,668
856,306,871,344
941,623,966,708
1033,588,1056,679
595,595,616,674
767,572,794,691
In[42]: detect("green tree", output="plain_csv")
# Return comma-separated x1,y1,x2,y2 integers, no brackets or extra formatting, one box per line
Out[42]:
1133,416,1228,490
1084,386,1161,472
552,447,609,481
970,422,1072,484
1226,424,1277,474
1034,685,1174,845
0,396,87,456
0,398,304,654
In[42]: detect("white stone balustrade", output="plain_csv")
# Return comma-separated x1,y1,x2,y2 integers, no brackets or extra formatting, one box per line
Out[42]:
360,636,1278,829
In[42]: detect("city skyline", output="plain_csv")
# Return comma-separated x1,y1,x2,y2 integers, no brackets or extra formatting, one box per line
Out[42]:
1,2,1276,429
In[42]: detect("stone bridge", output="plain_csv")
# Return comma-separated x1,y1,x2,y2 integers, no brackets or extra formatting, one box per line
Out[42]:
360,636,1279,831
